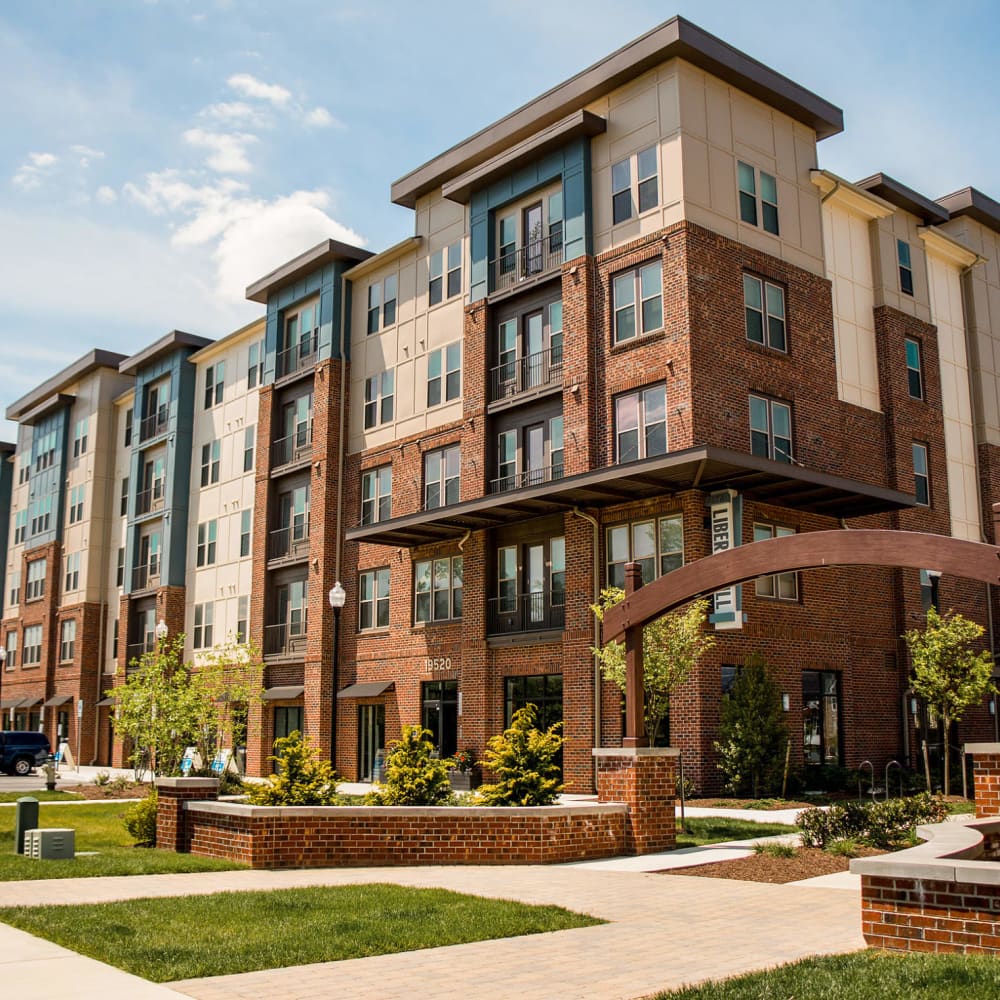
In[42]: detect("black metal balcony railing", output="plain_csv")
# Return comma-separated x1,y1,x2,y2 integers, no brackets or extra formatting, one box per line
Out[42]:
268,522,310,561
489,462,564,495
489,347,563,402
263,621,308,657
135,486,165,516
489,237,563,295
131,564,160,592
271,428,313,468
487,592,566,636
125,640,155,665
275,334,318,379
139,407,169,442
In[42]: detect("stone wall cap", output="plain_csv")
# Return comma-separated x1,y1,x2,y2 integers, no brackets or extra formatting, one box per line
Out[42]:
592,747,681,758
184,800,628,819
965,743,1000,754
157,777,220,789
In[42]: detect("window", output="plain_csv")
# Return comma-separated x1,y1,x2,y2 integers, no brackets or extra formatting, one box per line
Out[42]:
8,571,20,607
743,275,786,351
364,371,394,429
204,362,225,408
60,619,76,662
414,555,463,623
64,551,81,592
613,262,663,343
29,495,53,535
493,536,565,629
111,619,119,662
18,456,29,484
493,416,564,493
913,442,930,506
276,579,308,641
68,485,85,524
366,282,381,335
361,465,392,525
548,191,564,252
197,520,218,567
753,524,798,600
120,477,129,517
423,444,460,509
749,395,792,463
615,385,667,463
803,670,840,765
201,439,221,486
193,603,214,649
505,674,563,733
898,240,914,296
243,425,256,473
124,407,133,447
427,342,462,407
5,631,17,668
721,663,742,697
72,417,88,458
606,514,683,588
23,625,42,666
499,216,516,274
14,510,27,544
738,161,779,235
359,567,390,629
26,559,46,601
237,595,249,643
383,274,397,327
116,547,125,587
138,530,160,581
240,509,252,558
905,338,923,399
33,427,56,471
280,301,319,374
429,242,461,305
247,340,264,388
611,146,658,224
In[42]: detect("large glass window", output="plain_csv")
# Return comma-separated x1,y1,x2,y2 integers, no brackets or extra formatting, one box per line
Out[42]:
606,514,683,588
414,555,463,623
429,242,461,306
505,674,563,733
613,262,663,343
359,567,390,629
803,670,840,765
611,146,658,224
423,444,460,509
749,395,792,463
422,680,458,758
201,439,221,486
204,362,225,409
615,385,667,462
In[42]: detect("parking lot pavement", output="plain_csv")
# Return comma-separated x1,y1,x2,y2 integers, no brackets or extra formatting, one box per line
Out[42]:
0,764,146,797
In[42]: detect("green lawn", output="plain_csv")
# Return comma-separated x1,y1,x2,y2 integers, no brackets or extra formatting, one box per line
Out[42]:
656,950,1000,999
0,884,603,981
675,817,796,848
0,790,84,803
0,802,242,880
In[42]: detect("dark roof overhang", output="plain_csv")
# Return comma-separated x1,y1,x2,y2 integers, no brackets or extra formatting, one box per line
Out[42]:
337,681,395,699
6,349,128,422
855,173,949,225
345,445,914,548
246,239,373,303
937,187,1000,234
119,331,213,376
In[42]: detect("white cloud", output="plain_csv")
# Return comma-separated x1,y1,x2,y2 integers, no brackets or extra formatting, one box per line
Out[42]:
227,73,291,107
183,128,258,173
12,151,58,190
200,101,266,126
95,185,117,204
303,106,337,128
70,144,105,167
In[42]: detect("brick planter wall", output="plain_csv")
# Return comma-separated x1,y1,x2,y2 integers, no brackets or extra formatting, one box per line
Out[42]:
967,743,1000,817
593,747,678,853
156,778,223,852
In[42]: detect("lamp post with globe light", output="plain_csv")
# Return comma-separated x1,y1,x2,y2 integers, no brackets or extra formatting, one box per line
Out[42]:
0,645,6,731
328,583,346,765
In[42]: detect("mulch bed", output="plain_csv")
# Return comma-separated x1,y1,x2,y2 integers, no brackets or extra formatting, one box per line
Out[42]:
660,845,884,883
686,798,817,810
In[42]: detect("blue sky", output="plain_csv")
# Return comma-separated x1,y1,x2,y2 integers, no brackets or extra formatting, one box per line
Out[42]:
2,0,999,440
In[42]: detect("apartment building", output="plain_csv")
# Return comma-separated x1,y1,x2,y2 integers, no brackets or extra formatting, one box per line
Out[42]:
3,16,1000,792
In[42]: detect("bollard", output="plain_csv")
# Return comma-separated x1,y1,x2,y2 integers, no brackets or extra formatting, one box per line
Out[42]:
14,797,39,855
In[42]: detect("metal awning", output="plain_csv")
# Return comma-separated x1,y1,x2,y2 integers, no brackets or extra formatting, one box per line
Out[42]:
345,444,917,548
16,697,42,709
337,681,395,699
43,695,73,707
95,697,115,707
0,698,21,709
261,685,305,701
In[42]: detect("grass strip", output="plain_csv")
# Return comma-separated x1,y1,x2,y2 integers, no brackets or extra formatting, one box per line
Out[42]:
0,884,603,982
675,817,795,848
0,790,84,803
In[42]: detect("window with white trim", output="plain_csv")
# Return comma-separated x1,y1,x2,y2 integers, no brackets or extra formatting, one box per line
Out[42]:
244,425,255,472
359,567,390,630
8,571,20,607
613,262,663,344
72,417,88,458
64,551,81,592
247,340,264,388
237,595,249,643
361,465,392,525
898,240,914,296
414,555,463,623
5,631,17,668
913,441,930,506
197,520,218,567
193,602,214,649
615,385,667,463
606,514,683,588
364,370,394,429
240,509,252,558
60,619,77,662
423,444,460,509
68,484,85,524
749,395,792,463
753,523,798,600
738,161,779,235
743,275,786,351
427,342,462,407
26,558,46,601
204,361,225,408
23,624,42,666
905,338,923,399
612,145,659,224
201,439,221,486
429,242,462,306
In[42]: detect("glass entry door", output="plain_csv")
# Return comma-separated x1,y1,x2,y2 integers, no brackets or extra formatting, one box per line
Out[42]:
272,705,303,773
421,680,458,759
358,704,385,781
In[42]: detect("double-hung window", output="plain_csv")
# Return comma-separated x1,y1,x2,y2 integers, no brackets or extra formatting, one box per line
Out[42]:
364,371,394,429
240,509,252,558
193,603,214,649
243,425,256,472
26,559,46,601
72,418,88,458
369,275,398,332
424,444,460,509
196,520,217,567
8,571,20,607
359,567,390,629
247,340,264,388
615,385,667,463
753,523,798,600
23,625,42,665
427,342,462,407
613,262,663,343
201,439,221,486
738,161,779,235
414,555,463,623
60,619,77,662
204,362,225,408
68,485,85,524
429,242,461,306
749,395,792,463
743,275,786,351
898,240,914,296
913,442,930,505
361,465,392,524
611,145,658,224
64,551,81,592
5,631,17,668
606,514,683,588
367,282,381,334
905,339,923,399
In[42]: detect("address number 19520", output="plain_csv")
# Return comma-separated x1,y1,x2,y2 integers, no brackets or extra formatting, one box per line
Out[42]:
424,657,452,672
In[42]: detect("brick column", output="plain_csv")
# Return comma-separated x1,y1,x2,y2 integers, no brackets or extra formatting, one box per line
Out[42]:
156,777,219,852
967,743,1000,817
594,747,678,853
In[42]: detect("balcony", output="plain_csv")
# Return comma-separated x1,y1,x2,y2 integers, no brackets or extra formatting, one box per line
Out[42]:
268,522,311,562
276,334,318,380
271,428,313,470
487,592,565,637
263,622,308,657
135,486,166,517
139,407,169,443
489,237,562,296
131,564,160,592
489,348,563,404
489,462,564,496
125,640,155,665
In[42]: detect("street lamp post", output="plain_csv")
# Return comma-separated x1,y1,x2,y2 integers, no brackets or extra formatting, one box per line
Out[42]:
0,646,6,732
150,620,168,777
328,582,346,767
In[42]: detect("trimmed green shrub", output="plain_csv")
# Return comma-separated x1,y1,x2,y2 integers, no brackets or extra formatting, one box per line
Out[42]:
366,726,452,806
122,790,158,845
247,731,341,806
753,841,795,858
797,792,948,848
477,705,563,807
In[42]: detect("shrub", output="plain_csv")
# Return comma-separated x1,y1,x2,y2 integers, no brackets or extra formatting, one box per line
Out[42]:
93,770,111,787
797,793,947,848
477,705,563,807
247,731,341,806
826,838,861,858
366,726,452,806
122,790,158,846
754,841,795,858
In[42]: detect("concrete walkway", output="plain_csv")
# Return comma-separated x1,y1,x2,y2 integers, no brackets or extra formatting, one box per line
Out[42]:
0,855,865,1000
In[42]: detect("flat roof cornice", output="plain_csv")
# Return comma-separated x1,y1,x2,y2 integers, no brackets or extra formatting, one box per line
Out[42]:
246,238,372,303
6,348,128,422
937,187,1000,235
391,16,843,209
119,330,213,377
855,172,949,226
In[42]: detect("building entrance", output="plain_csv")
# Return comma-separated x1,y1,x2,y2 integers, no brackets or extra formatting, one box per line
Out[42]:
421,680,457,758
357,704,385,781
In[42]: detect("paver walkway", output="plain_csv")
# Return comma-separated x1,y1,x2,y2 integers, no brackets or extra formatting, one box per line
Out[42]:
0,860,865,1000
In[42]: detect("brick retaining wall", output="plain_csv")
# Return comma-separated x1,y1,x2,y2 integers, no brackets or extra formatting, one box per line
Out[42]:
967,743,1000,817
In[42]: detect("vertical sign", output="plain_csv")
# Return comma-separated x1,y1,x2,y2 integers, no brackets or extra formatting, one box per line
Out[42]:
707,489,743,631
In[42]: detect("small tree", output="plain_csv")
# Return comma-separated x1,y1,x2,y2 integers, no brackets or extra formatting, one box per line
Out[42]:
591,591,715,745
248,731,341,805
905,607,996,796
478,705,563,806
367,726,453,805
714,653,787,798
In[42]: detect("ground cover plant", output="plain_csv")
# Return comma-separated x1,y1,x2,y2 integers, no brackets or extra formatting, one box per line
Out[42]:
655,950,1000,999
0,802,242,880
0,884,604,982
796,792,948,849
674,817,795,848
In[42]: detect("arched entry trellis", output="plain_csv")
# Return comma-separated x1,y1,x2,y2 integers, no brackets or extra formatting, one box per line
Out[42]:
601,526,1000,746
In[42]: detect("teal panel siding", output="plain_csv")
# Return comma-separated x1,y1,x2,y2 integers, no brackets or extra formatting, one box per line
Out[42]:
0,449,12,616
25,407,70,552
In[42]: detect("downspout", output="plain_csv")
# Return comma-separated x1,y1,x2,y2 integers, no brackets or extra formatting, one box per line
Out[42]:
573,507,601,788
820,179,841,204
457,529,471,552
335,277,349,584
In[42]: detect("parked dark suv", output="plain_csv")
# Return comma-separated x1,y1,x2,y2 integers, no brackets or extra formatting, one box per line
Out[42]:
0,732,51,776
